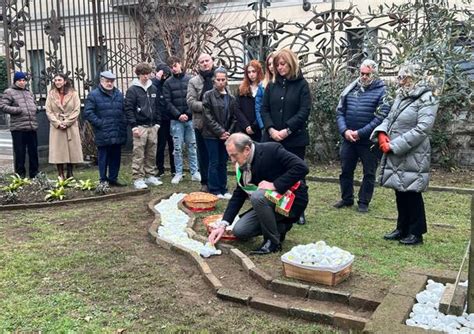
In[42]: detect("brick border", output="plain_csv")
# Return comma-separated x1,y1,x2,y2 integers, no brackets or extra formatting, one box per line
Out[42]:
147,195,372,331
0,188,149,211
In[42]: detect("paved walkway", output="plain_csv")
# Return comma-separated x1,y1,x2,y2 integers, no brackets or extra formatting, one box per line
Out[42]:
0,129,14,173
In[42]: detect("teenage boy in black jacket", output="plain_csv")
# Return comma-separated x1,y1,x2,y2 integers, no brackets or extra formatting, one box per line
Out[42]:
125,62,162,189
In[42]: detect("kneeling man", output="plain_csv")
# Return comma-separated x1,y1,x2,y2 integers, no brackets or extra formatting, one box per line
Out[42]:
208,133,309,255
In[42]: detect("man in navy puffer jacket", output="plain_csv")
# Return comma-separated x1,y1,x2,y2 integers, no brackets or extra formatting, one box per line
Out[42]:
334,59,390,212
84,71,128,186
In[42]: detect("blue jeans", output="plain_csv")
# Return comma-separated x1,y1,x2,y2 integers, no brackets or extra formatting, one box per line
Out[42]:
339,140,378,206
204,138,228,195
170,120,198,175
97,144,122,182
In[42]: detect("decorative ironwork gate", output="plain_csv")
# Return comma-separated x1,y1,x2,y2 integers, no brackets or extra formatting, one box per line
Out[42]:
3,0,470,101
3,0,150,103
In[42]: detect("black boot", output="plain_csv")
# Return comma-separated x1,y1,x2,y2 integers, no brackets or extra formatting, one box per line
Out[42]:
296,213,306,225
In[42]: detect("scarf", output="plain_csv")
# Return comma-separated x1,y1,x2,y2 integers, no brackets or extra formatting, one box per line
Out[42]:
199,69,214,101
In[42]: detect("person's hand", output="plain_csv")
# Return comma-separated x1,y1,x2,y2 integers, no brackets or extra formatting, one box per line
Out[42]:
178,114,188,122
380,142,391,153
220,132,230,140
353,131,360,141
246,126,254,135
269,128,284,141
132,127,142,138
208,226,225,245
258,180,275,191
378,132,390,144
59,123,67,130
344,130,357,142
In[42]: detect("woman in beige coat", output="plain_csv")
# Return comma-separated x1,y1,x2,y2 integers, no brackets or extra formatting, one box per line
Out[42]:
46,73,83,179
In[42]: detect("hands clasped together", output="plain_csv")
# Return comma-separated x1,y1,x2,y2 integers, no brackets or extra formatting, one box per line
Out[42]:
378,132,391,153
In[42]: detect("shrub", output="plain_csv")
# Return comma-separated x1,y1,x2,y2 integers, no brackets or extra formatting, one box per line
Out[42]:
307,69,355,162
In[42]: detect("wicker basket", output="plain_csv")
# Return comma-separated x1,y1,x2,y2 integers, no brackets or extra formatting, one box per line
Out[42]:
282,261,352,286
203,214,237,241
183,192,218,212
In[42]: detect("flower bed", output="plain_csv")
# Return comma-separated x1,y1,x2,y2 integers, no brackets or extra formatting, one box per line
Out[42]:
0,172,125,205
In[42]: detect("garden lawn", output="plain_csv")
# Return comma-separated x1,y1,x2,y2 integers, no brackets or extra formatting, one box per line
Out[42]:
0,162,471,332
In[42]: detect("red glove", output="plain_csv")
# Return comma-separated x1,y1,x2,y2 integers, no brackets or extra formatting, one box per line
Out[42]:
378,132,390,144
380,141,391,153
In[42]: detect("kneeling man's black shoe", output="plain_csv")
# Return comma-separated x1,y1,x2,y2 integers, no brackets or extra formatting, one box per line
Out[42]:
399,234,423,245
383,229,402,240
250,239,282,255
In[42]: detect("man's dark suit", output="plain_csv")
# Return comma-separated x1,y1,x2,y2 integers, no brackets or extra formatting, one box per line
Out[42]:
222,142,309,244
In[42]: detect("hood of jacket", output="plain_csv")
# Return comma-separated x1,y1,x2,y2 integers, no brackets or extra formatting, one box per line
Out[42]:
132,78,153,91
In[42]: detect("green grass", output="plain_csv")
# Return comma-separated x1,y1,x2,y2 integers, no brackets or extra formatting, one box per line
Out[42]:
0,162,471,332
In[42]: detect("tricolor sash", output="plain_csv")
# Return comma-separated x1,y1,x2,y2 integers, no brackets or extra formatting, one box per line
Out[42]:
235,163,300,217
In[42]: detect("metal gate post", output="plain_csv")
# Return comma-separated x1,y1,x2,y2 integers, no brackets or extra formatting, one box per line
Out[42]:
468,195,473,313
2,0,11,83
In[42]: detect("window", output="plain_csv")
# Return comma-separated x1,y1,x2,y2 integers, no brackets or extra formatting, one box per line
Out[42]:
28,49,46,94
88,46,108,83
346,28,378,71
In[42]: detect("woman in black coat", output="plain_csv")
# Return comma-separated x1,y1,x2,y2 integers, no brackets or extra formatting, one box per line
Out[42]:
261,48,311,224
261,48,311,159
235,60,264,142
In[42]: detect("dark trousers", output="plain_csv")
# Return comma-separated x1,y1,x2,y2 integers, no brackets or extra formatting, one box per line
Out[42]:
339,140,378,205
97,144,122,182
204,138,228,195
233,190,292,245
195,128,209,185
11,130,39,178
395,191,427,237
156,120,175,174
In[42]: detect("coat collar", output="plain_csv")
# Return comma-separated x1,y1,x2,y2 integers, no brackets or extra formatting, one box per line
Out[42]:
49,89,75,110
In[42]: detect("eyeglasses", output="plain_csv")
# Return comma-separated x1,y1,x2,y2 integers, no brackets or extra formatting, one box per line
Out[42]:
360,72,372,77
397,75,410,81
247,70,256,73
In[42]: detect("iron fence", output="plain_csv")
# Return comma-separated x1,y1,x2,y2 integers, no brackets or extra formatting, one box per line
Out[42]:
2,0,465,101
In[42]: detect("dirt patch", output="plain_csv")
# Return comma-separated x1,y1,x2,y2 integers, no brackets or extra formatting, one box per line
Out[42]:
4,224,40,243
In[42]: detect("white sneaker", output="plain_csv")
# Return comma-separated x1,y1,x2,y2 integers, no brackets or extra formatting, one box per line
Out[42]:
134,178,148,189
217,193,232,200
171,173,183,184
146,176,163,186
191,172,201,182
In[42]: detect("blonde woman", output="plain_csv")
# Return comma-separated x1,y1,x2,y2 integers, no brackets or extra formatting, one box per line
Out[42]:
255,53,275,132
261,48,311,225
371,63,439,246
46,73,83,179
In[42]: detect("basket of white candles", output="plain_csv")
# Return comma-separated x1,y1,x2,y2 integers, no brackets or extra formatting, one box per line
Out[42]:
281,241,354,286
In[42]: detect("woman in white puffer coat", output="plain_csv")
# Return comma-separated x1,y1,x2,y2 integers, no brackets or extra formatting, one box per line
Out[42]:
370,63,439,246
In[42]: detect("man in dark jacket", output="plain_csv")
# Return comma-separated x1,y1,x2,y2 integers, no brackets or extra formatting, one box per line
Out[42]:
84,71,127,186
163,56,200,184
125,62,162,189
208,133,309,255
187,53,215,192
334,59,390,212
0,71,39,178
152,63,174,177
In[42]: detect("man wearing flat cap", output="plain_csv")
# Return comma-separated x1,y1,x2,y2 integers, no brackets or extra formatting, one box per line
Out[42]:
0,71,39,178
84,70,128,186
